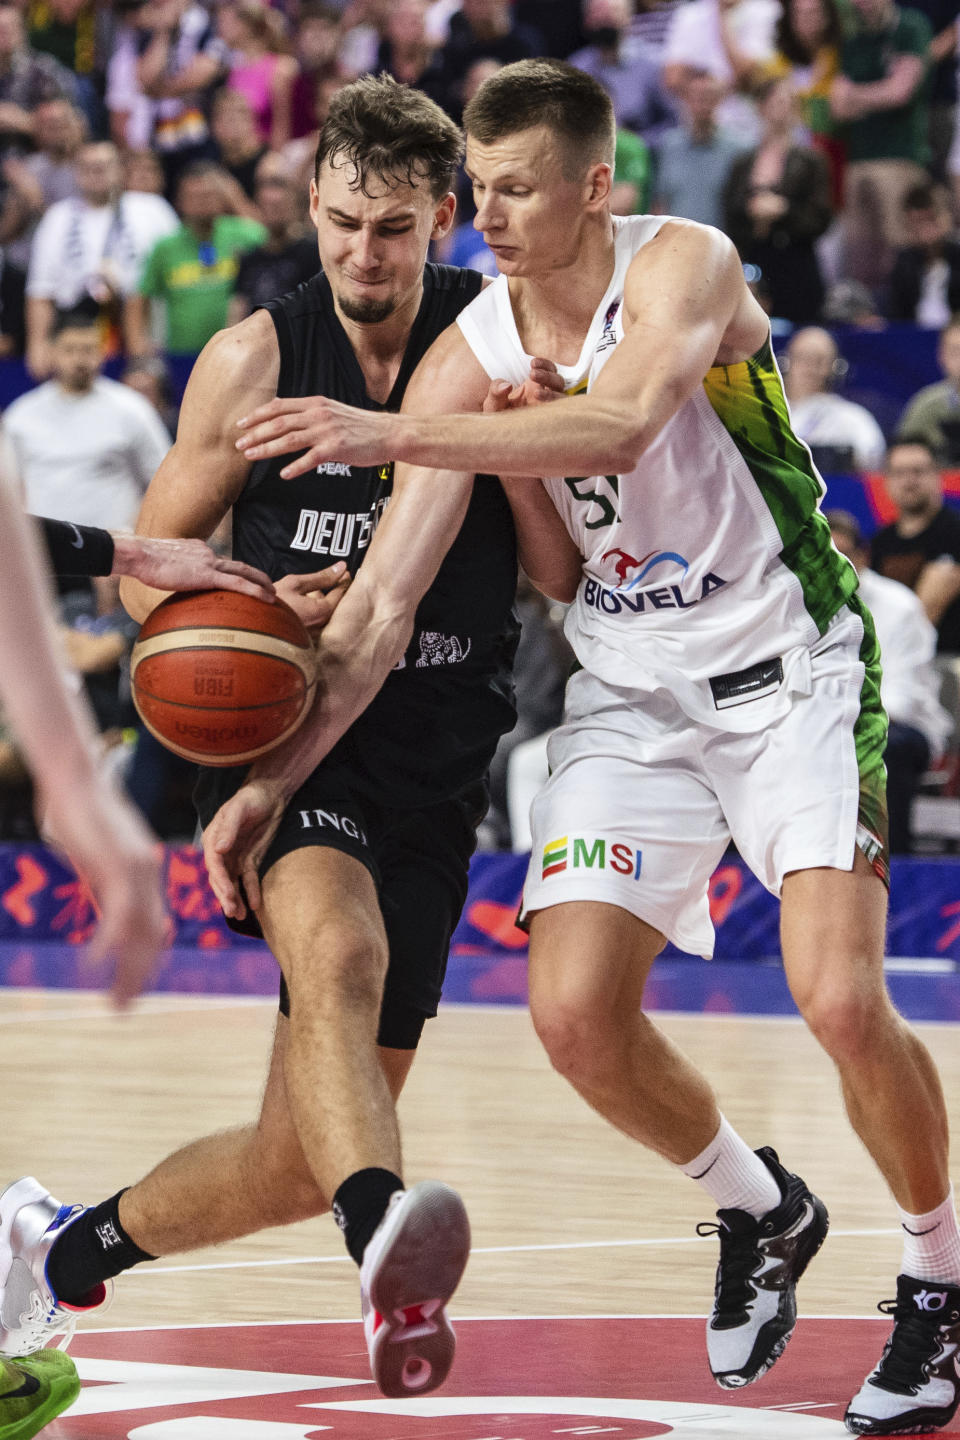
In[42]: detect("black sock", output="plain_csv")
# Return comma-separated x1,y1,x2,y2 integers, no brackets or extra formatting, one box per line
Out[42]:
332,1168,403,1266
46,1190,156,1304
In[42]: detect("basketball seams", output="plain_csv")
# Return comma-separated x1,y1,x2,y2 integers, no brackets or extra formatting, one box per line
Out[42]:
133,684,308,714
130,630,316,684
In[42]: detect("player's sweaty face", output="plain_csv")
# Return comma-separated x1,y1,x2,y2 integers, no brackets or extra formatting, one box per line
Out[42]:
466,127,589,277
310,159,446,325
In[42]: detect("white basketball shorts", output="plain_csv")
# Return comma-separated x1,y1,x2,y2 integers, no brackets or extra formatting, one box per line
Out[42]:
519,599,889,957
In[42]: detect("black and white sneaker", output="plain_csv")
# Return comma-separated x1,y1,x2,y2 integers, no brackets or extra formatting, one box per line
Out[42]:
698,1146,829,1388
844,1274,960,1435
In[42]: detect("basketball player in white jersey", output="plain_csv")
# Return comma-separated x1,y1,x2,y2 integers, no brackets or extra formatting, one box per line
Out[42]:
209,60,960,1435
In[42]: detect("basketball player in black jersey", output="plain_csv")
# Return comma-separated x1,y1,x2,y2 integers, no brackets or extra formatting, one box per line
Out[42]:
0,76,522,1399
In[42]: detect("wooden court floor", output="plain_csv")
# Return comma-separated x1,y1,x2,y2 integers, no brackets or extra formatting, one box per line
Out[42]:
3,988,958,1332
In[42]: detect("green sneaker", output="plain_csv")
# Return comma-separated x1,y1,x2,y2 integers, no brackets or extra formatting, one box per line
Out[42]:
0,1351,81,1439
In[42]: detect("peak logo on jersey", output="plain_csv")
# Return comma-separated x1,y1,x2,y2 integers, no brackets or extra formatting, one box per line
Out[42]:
584,573,727,617
290,498,388,557
315,461,352,477
542,835,642,881
603,547,690,588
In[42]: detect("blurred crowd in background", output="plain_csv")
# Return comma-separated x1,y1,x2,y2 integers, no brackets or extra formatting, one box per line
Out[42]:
2,0,960,861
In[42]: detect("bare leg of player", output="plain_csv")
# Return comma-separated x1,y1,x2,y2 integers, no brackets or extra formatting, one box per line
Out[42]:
527,901,721,1160
118,1014,416,1257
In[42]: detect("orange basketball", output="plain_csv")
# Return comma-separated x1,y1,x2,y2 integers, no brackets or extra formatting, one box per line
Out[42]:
130,589,316,766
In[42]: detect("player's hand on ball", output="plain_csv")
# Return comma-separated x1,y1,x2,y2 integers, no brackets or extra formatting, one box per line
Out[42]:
483,357,564,413
203,779,287,920
113,535,275,602
275,562,351,633
235,396,395,479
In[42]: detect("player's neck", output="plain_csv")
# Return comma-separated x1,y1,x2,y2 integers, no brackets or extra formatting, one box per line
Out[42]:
335,283,424,405
507,221,616,367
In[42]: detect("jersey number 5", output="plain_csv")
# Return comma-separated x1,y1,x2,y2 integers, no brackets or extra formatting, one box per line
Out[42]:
564,475,620,530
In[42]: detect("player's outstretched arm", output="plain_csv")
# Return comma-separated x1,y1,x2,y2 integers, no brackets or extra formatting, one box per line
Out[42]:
119,311,280,623
204,331,494,918
35,516,274,600
0,473,167,1007
235,225,767,484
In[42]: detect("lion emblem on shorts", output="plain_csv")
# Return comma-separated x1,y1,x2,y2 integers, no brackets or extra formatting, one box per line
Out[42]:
415,631,472,667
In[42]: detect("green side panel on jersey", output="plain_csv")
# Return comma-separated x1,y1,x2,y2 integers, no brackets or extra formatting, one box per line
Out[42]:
848,589,889,780
702,338,858,633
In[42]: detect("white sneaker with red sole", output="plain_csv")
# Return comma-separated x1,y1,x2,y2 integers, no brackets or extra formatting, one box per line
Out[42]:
359,1180,470,1398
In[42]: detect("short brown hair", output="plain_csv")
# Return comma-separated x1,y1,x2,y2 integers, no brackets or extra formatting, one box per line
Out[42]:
314,73,463,199
463,59,616,179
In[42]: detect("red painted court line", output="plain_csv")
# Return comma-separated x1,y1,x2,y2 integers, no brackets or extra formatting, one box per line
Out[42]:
54,1317,960,1438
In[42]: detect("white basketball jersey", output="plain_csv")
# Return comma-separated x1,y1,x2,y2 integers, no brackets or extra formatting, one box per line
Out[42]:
457,215,858,730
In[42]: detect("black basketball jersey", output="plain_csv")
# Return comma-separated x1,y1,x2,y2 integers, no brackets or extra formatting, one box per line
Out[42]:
197,264,519,814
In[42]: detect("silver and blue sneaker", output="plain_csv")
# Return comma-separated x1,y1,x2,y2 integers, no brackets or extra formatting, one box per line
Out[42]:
0,1177,108,1357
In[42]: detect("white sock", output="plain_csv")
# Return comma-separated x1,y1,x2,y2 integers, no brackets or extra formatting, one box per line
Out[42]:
898,1186,960,1285
679,1115,781,1218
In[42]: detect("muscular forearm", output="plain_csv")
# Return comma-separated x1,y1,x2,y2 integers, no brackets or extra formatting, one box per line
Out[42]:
251,583,413,799
499,476,581,602
388,394,644,480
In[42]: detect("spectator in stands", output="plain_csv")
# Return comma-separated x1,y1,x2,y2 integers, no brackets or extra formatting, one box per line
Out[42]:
126,160,265,360
485,576,572,851
568,0,678,143
0,2,76,152
106,0,157,153
135,0,228,191
121,353,178,435
289,3,342,141
765,0,846,204
2,97,84,273
514,1,585,57
124,148,165,196
784,326,888,468
723,76,833,324
872,434,960,652
898,314,960,458
831,0,933,290
438,0,541,120
25,140,179,379
901,0,960,180
26,0,100,134
228,166,317,322
376,0,446,107
20,96,83,210
611,127,653,214
822,276,888,326
829,508,951,852
887,181,960,325
284,71,346,191
209,86,268,207
661,0,780,143
654,68,749,227
4,308,171,532
218,0,298,151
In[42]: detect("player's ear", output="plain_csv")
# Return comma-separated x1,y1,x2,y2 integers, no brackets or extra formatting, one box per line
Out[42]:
585,163,613,211
432,191,457,240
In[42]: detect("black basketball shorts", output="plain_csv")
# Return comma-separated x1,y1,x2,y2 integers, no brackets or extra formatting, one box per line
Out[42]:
207,766,488,1049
